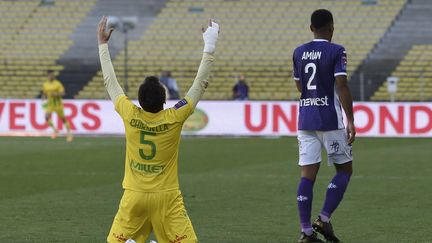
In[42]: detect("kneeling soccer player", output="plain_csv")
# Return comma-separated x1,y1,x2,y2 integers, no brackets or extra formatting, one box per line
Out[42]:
97,16,219,243
292,9,356,242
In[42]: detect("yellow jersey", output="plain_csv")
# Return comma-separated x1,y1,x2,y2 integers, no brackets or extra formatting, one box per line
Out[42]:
43,80,64,108
115,95,194,192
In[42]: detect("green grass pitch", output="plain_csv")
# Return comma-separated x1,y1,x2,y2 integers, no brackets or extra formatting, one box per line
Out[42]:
0,136,431,242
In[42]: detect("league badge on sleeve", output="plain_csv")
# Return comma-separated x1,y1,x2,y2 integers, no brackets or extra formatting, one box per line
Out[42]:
341,51,347,70
174,99,188,110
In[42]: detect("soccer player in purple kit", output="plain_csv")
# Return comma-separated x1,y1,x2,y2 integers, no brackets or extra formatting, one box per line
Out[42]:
292,9,356,243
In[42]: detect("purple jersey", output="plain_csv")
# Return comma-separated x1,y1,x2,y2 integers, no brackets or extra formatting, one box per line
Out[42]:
293,39,347,131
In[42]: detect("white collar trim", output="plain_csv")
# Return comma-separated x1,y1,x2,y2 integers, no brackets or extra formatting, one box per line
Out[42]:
313,39,329,42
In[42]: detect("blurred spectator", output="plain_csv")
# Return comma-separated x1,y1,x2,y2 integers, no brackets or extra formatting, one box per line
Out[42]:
41,0,55,6
232,75,249,100
159,71,180,99
387,76,398,102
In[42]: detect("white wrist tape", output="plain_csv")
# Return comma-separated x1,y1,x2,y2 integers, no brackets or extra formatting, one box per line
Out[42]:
203,22,219,53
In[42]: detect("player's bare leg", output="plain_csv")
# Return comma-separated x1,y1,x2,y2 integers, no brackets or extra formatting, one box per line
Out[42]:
301,164,320,181
313,162,352,242
297,164,323,242
61,117,73,142
45,112,58,139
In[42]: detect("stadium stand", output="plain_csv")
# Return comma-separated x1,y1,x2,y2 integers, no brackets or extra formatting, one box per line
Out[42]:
371,45,432,101
58,0,166,98
0,0,96,98
77,0,406,100
353,0,432,101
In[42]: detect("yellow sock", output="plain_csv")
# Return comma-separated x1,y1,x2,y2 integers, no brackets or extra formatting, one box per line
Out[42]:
47,119,57,132
64,120,71,133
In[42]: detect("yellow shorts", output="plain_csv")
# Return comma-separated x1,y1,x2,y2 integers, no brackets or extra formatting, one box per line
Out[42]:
45,105,65,118
107,189,197,243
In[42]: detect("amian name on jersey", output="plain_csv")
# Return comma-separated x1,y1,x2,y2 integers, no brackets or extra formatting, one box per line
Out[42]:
302,50,322,60
300,96,329,107
130,118,169,132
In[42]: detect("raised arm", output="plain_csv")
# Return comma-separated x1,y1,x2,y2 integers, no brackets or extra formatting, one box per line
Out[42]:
97,16,125,103
186,20,219,108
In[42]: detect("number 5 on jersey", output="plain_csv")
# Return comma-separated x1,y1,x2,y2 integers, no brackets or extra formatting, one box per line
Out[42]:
139,131,156,160
305,62,317,90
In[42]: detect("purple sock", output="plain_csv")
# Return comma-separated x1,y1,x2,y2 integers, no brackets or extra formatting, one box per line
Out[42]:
321,172,351,219
297,177,314,235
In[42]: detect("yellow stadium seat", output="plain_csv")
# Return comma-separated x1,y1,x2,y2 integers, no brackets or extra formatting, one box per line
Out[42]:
1,0,97,98
76,0,405,100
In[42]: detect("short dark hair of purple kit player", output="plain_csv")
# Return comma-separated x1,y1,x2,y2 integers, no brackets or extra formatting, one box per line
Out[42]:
311,9,334,30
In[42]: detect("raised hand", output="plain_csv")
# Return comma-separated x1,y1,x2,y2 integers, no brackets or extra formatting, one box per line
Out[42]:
97,16,114,45
202,19,219,53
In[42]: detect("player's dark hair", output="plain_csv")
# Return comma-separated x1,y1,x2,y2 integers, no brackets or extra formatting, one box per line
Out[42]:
138,76,166,113
47,69,54,74
311,9,333,30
